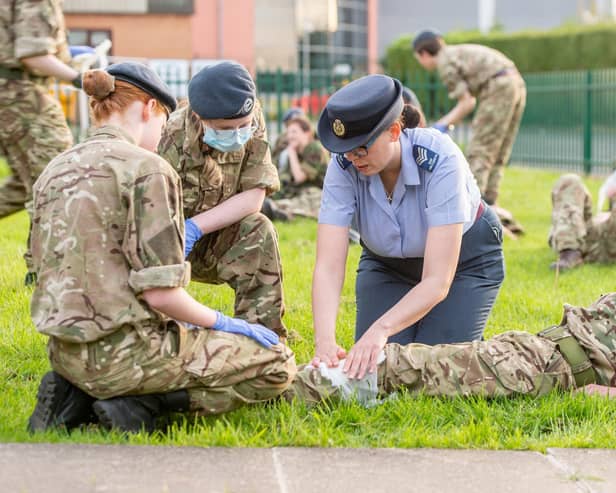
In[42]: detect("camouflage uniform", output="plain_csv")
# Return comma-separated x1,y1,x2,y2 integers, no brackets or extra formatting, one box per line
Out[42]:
287,293,616,404
437,44,526,205
0,0,73,219
158,101,288,337
270,140,329,219
30,125,296,413
549,173,616,263
271,131,288,167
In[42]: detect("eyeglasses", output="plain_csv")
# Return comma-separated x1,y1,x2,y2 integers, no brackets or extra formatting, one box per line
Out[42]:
343,131,380,159
205,123,257,137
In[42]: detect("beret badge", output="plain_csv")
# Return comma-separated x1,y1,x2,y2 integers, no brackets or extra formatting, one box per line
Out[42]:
242,97,254,114
332,118,346,137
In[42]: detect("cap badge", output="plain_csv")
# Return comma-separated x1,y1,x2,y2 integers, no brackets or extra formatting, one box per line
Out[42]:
332,118,346,137
242,97,254,114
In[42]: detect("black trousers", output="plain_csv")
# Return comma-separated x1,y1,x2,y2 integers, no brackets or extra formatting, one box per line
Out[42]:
355,205,505,345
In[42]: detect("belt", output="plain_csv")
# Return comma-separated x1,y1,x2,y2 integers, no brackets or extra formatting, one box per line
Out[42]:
474,201,485,222
538,324,596,387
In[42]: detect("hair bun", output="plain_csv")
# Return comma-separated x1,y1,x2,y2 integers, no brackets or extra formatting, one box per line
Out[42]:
82,69,115,100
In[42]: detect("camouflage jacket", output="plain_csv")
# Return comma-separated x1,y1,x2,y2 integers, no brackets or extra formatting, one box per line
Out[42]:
30,125,190,343
561,293,616,386
0,0,71,70
158,100,280,218
277,140,329,196
436,44,516,100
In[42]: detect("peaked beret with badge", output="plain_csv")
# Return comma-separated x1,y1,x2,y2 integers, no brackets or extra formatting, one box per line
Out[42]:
317,74,404,154
188,61,256,120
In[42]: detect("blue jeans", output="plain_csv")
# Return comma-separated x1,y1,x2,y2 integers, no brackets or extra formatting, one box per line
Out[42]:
355,205,505,345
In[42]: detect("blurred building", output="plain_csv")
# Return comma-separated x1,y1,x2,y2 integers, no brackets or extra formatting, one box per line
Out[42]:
63,0,378,77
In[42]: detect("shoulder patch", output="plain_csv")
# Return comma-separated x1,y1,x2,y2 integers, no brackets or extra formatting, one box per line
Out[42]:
413,144,439,172
335,154,353,170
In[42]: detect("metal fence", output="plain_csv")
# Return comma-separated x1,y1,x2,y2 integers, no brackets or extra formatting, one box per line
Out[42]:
398,69,616,175
59,61,616,174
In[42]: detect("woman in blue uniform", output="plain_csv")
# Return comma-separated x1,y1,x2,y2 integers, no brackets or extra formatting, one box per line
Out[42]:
311,75,505,379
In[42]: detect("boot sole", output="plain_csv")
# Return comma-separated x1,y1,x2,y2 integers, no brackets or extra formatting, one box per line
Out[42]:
28,372,95,432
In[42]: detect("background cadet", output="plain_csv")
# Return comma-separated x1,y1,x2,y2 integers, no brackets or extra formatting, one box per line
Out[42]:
287,293,616,405
27,62,295,434
158,61,288,338
271,106,305,165
412,29,526,237
311,75,505,380
549,172,616,270
262,115,329,221
0,0,83,283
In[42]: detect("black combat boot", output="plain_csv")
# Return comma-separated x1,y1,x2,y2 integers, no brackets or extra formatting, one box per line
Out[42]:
261,198,292,222
550,249,583,271
28,371,96,432
93,390,190,433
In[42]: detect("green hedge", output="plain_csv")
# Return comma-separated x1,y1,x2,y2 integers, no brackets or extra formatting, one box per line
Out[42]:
384,23,616,79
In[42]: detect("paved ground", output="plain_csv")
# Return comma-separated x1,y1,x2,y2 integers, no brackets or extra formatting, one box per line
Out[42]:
1,444,615,493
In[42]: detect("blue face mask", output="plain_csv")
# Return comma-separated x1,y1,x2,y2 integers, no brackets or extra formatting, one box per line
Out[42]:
202,125,254,152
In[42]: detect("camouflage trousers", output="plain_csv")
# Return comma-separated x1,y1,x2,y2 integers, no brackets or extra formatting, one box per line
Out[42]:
48,321,296,415
272,186,322,219
467,73,526,205
286,331,574,405
548,173,616,263
187,213,287,337
0,79,73,219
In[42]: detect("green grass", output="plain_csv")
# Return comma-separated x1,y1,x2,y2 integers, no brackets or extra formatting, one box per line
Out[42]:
1,163,615,450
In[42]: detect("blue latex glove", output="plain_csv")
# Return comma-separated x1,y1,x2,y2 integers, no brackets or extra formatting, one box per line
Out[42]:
432,122,449,133
184,218,203,258
69,45,95,57
212,311,279,348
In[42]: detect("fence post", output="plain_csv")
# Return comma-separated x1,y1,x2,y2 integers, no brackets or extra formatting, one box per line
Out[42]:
583,70,593,174
275,68,283,136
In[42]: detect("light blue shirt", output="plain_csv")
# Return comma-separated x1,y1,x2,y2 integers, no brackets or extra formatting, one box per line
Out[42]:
318,127,481,258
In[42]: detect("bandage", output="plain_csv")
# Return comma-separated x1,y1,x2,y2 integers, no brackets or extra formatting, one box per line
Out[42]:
308,351,385,407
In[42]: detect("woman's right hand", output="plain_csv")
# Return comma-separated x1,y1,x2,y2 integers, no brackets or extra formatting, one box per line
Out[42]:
311,342,347,368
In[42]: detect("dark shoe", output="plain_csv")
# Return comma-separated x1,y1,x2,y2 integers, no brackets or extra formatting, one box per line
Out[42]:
550,249,583,271
261,198,292,222
28,371,96,432
93,390,190,433
24,271,37,286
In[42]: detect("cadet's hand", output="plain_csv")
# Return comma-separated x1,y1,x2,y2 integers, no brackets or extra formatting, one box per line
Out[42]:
184,218,203,258
212,311,279,348
343,326,388,380
312,341,347,368
432,122,449,134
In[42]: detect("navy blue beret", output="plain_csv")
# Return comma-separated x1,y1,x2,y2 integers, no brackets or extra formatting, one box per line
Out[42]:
188,61,256,120
106,62,177,112
412,29,442,51
317,75,403,154
283,107,304,123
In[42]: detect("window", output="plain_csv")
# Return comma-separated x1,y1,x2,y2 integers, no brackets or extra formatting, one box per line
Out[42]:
67,29,112,53
147,0,193,14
